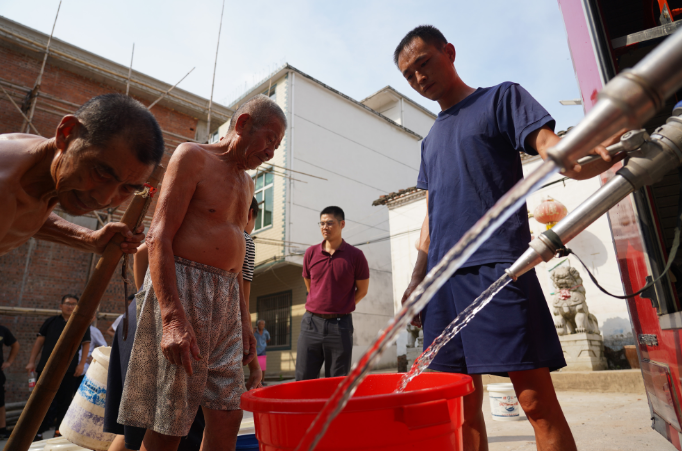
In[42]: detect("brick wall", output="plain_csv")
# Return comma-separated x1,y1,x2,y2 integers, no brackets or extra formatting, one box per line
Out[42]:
0,43,201,403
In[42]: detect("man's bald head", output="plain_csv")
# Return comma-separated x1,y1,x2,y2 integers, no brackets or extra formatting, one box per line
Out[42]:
227,94,287,134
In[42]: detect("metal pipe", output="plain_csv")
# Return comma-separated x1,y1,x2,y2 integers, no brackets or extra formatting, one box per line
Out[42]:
4,165,165,451
547,29,682,170
507,108,682,281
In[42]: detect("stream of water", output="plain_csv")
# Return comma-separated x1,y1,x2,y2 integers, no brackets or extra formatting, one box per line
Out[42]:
293,160,558,451
395,274,512,393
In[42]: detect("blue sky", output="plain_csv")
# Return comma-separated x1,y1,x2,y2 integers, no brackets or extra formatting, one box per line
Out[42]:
1,0,586,132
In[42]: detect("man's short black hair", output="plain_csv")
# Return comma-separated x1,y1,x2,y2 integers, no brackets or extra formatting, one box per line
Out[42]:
61,294,79,304
75,94,165,166
250,197,259,220
320,206,345,222
393,25,448,66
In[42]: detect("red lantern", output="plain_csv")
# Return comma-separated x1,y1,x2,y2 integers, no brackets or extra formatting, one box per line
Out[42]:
533,198,568,229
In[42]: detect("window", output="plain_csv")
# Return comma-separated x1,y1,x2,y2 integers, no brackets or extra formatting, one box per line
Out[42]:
208,130,220,144
262,84,276,101
253,170,274,231
257,290,292,350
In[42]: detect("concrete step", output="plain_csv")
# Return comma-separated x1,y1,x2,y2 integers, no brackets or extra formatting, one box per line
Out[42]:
483,369,645,394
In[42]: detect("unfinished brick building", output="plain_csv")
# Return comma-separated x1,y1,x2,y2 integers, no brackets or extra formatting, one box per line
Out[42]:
0,16,233,404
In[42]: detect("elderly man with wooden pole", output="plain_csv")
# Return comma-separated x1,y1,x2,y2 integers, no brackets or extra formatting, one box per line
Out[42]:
2,93,166,451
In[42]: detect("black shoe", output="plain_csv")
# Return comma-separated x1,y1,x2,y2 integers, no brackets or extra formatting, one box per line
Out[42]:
33,434,43,442
261,381,268,386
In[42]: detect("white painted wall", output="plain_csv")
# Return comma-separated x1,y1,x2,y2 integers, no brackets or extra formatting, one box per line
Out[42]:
523,157,631,338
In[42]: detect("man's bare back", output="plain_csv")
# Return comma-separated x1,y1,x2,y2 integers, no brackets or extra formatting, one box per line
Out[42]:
0,134,59,254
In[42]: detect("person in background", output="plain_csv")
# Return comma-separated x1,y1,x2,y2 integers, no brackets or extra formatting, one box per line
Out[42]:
242,197,258,306
77,316,108,388
296,206,370,380
254,320,270,386
107,295,136,339
0,324,19,439
26,294,90,441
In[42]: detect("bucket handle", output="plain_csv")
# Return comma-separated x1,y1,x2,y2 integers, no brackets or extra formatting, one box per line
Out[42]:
394,399,452,430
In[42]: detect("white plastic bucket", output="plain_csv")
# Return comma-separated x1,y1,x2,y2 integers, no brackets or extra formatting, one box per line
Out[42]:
60,346,116,451
487,383,522,421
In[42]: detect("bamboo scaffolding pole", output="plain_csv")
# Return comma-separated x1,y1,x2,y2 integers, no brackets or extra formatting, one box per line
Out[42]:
0,80,197,144
0,31,230,119
4,165,165,451
148,67,195,110
126,43,134,96
206,0,226,141
23,0,62,133
0,85,42,136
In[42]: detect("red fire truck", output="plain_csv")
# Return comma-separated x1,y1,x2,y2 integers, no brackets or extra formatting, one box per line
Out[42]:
559,1,682,447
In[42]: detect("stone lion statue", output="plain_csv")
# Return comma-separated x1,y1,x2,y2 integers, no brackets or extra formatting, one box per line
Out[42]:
550,266,600,335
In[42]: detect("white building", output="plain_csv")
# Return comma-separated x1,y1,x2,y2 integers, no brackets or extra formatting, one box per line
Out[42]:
377,155,633,366
218,64,436,377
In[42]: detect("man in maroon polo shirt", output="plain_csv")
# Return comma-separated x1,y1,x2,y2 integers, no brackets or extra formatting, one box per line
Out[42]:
296,206,370,380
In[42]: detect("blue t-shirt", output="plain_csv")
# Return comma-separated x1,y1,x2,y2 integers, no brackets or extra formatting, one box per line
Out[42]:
255,329,270,356
417,82,555,270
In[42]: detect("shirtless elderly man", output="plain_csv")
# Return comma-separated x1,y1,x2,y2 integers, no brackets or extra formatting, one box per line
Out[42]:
0,93,163,258
119,94,286,451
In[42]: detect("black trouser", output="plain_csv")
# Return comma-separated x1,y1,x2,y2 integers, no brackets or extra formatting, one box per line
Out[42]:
295,311,353,381
37,371,77,434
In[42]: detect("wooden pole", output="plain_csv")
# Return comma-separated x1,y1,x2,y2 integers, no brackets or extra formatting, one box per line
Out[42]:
126,43,135,96
23,0,62,133
147,67,195,110
206,0,226,142
4,165,165,451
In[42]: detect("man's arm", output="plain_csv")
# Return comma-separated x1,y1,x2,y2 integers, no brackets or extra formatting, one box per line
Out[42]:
304,278,311,293
147,145,203,375
75,342,89,377
243,280,251,311
35,213,145,255
401,192,430,326
527,126,627,180
25,336,45,373
133,242,149,290
2,341,19,371
354,279,369,305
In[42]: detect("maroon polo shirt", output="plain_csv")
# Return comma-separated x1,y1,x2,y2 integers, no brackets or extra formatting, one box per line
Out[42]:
302,240,370,315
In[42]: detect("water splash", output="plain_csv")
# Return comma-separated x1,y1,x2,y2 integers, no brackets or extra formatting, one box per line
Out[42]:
294,160,558,451
395,274,512,393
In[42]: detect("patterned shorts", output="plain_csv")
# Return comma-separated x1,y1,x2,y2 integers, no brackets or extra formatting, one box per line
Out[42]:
118,256,246,437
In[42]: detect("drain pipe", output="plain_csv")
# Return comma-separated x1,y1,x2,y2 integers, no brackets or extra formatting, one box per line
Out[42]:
507,104,682,280
545,29,682,171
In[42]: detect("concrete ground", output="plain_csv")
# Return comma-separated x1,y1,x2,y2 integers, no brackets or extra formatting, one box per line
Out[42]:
484,391,674,450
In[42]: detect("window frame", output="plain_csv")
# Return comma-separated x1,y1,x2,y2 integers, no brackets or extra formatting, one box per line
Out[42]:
253,169,274,233
256,290,292,351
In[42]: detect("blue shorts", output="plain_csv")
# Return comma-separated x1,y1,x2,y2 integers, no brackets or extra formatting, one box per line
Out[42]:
421,262,566,377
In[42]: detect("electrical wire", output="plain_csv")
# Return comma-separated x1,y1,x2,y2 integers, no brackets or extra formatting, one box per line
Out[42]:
294,113,419,172
294,158,389,192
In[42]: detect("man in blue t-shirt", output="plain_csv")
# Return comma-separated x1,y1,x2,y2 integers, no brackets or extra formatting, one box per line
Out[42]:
395,25,621,451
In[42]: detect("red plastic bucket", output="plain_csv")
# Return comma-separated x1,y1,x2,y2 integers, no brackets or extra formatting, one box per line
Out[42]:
240,372,473,451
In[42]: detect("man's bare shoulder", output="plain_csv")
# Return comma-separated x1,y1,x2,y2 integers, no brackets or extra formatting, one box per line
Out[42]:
168,142,211,172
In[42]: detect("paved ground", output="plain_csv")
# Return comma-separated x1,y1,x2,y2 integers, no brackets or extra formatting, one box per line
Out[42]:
5,390,675,450
484,391,674,450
